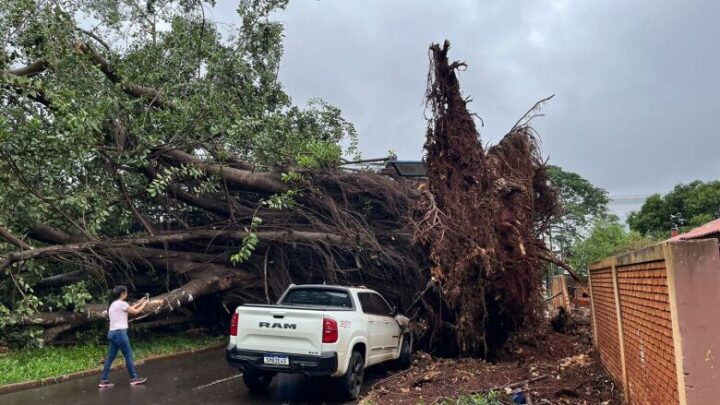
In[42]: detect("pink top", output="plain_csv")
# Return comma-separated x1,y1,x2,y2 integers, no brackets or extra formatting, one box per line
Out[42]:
108,300,130,331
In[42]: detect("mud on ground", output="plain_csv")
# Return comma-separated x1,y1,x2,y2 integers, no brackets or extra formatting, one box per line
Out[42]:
362,323,623,405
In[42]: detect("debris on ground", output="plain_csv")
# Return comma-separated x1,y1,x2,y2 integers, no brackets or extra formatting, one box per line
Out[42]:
551,307,569,333
363,321,623,405
559,354,592,370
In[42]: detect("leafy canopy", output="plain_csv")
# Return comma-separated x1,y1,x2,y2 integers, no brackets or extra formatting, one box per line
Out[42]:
0,0,358,234
546,165,611,257
0,0,358,345
628,180,720,238
568,218,651,277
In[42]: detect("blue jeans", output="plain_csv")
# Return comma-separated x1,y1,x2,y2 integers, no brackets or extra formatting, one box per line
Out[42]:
100,329,138,381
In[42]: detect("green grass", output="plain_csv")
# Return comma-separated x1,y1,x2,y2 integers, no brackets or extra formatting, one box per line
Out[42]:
0,333,225,386
433,390,504,405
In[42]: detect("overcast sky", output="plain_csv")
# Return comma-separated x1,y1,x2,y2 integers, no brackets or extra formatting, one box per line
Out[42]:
212,0,720,199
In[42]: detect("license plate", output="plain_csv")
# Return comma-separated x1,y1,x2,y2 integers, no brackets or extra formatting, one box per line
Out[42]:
263,355,289,366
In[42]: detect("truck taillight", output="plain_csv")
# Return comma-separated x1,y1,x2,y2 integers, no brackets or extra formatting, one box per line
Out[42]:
322,317,338,343
230,313,239,336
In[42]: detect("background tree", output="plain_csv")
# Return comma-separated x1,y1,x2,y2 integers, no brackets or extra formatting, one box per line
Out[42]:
546,166,611,261
628,180,720,238
568,218,650,277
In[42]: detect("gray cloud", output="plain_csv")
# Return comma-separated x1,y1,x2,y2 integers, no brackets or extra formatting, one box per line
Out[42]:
212,0,720,197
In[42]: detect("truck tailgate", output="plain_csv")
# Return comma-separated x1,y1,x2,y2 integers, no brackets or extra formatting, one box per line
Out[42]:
234,305,325,355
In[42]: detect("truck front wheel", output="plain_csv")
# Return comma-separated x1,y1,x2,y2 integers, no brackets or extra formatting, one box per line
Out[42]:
242,369,274,393
395,334,412,370
339,351,365,400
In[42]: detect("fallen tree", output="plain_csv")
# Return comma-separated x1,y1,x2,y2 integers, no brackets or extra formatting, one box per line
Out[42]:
0,0,426,346
1,163,425,342
1,1,566,357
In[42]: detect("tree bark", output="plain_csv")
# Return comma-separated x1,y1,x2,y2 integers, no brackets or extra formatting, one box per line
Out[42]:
166,183,234,216
23,273,249,330
1,60,48,77
35,270,85,287
2,229,357,273
0,226,33,250
28,223,84,244
160,148,286,193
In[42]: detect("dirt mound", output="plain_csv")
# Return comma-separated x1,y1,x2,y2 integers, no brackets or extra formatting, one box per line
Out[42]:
363,325,622,404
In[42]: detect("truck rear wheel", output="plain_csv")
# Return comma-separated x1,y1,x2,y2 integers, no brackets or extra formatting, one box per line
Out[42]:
242,369,274,393
339,351,364,400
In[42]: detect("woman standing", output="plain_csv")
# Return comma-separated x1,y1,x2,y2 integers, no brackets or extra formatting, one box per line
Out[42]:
98,285,149,388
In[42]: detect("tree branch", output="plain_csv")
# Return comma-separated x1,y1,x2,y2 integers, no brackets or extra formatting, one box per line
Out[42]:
117,175,155,235
28,223,84,244
167,183,233,216
35,270,85,288
76,28,111,51
75,43,176,110
0,152,94,240
1,60,48,77
0,226,33,250
22,274,259,341
1,229,359,272
160,147,286,193
2,61,52,107
539,253,581,282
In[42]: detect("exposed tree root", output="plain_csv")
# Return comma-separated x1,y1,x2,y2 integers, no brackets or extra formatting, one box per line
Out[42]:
412,41,560,357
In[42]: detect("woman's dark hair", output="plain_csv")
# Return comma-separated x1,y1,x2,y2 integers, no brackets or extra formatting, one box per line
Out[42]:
109,285,128,305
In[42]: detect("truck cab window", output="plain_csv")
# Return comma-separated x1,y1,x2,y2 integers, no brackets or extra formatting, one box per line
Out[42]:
358,292,377,314
371,294,393,317
281,288,351,308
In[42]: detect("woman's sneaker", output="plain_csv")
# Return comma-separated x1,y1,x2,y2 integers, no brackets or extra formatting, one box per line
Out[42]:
130,377,147,385
98,380,114,388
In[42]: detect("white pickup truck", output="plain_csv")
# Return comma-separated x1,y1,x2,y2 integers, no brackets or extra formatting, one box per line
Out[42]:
226,284,412,399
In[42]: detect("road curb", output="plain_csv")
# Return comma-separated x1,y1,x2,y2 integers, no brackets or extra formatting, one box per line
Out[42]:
0,341,227,396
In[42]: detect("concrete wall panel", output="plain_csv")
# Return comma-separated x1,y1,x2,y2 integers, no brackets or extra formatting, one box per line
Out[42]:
666,240,720,404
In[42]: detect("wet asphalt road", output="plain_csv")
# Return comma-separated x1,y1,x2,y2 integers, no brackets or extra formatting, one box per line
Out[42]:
0,348,380,405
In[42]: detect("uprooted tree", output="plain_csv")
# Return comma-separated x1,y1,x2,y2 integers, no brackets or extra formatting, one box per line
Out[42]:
1,0,564,357
412,42,562,357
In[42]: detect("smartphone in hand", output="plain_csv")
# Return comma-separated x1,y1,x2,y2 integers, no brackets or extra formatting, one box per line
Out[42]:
144,293,150,300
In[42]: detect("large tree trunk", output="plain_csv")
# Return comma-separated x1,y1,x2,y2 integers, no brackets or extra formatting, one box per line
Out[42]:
30,275,236,341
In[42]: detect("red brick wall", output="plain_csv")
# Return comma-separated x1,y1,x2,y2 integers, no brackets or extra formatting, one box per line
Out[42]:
616,260,678,405
589,266,623,383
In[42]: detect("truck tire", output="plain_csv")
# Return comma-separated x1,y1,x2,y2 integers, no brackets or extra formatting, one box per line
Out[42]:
339,351,364,400
242,369,274,393
395,334,412,370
